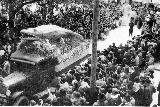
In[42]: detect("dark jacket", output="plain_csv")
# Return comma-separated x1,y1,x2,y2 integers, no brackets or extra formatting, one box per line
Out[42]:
143,84,156,106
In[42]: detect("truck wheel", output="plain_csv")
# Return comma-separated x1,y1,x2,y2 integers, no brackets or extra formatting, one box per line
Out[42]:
13,96,29,106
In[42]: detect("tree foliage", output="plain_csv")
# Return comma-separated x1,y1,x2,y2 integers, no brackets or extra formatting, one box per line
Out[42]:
0,0,122,60
0,0,44,60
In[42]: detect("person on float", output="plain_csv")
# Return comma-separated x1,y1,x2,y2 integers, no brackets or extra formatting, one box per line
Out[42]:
3,60,10,76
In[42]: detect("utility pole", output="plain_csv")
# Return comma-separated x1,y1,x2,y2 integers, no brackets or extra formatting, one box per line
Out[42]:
90,0,99,101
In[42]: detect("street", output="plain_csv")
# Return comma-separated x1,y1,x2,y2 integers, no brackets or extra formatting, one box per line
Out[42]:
97,26,141,51
89,25,142,53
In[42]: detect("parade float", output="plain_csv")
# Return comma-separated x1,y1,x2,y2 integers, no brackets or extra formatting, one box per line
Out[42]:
0,25,90,106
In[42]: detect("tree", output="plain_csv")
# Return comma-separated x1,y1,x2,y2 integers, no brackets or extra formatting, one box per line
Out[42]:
0,0,43,60
0,0,95,60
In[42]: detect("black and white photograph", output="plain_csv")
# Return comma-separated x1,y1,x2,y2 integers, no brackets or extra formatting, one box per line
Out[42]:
0,0,160,106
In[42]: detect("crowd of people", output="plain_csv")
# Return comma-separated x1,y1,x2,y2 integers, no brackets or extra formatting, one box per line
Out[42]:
1,1,160,106
38,34,160,106
28,2,160,106
14,1,123,40
29,33,159,106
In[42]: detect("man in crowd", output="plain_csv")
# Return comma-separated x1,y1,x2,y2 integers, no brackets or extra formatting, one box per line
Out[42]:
129,17,135,36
